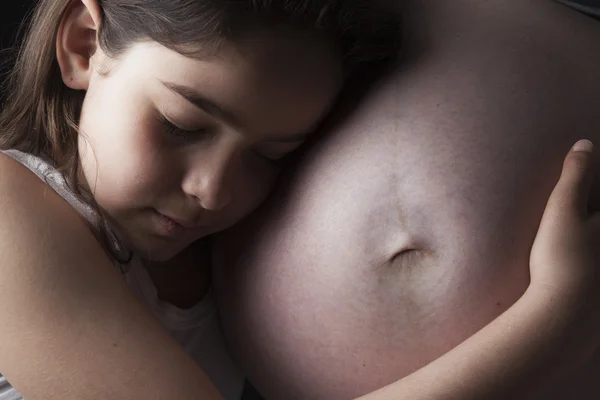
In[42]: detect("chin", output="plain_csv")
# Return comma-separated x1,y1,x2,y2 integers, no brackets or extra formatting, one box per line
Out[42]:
133,239,189,262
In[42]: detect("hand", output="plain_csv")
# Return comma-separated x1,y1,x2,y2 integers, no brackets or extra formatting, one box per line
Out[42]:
530,139,600,296
529,139,600,361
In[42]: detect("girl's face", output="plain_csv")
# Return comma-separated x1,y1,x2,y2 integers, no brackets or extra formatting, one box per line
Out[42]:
76,35,342,261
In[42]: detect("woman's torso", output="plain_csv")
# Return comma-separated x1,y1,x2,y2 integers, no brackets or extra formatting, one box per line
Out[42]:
214,1,600,399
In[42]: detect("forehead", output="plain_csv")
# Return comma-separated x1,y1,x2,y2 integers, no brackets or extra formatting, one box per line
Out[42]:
116,37,343,136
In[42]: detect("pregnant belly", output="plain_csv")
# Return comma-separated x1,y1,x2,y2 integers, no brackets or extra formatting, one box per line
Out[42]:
214,3,600,399
213,122,539,399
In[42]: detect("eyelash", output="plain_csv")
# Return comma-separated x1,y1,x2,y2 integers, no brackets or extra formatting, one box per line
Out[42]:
158,114,202,140
158,114,286,166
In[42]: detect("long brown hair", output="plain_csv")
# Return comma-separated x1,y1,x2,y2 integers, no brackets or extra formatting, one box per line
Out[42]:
0,0,400,259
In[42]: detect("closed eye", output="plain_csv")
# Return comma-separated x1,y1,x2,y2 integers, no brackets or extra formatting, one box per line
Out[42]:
158,114,212,142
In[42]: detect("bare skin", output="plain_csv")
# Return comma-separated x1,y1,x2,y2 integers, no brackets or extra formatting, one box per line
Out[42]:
213,1,600,399
359,141,600,399
0,0,341,398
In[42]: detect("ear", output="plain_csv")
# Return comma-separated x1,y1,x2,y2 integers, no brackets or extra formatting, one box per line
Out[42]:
56,0,103,90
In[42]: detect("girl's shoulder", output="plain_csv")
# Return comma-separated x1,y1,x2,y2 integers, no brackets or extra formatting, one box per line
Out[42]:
0,153,223,400
0,151,105,267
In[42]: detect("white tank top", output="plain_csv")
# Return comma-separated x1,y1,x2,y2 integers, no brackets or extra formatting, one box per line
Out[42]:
0,150,244,400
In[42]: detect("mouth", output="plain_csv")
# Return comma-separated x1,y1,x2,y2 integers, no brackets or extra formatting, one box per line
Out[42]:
151,209,205,236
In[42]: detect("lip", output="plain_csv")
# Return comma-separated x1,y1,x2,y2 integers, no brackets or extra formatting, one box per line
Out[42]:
152,210,204,237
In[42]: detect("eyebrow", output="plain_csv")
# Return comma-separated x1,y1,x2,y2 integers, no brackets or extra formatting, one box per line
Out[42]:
160,79,311,144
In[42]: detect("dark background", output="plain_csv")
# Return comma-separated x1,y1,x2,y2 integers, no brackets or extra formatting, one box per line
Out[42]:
1,1,34,106
0,1,33,49
0,1,33,67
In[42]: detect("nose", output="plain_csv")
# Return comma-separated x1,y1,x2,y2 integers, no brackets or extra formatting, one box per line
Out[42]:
181,149,234,212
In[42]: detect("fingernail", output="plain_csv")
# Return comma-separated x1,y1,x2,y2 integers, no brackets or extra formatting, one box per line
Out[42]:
572,139,594,153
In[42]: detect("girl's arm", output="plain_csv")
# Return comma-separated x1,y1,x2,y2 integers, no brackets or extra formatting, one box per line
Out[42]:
358,140,600,400
0,154,223,399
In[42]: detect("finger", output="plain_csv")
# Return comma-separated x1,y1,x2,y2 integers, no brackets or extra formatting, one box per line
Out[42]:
549,140,595,217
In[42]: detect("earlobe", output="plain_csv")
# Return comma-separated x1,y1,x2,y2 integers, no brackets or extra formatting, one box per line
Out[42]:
56,0,103,90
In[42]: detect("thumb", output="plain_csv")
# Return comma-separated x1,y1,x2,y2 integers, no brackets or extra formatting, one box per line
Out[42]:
549,139,595,218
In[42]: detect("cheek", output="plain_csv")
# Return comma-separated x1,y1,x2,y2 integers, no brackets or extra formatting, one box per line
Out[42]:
78,96,176,203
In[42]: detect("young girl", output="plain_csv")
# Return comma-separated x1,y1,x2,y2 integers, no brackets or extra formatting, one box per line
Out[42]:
0,1,597,400
0,1,398,398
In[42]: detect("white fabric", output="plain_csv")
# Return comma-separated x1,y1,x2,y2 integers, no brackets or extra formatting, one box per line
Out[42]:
0,150,244,400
